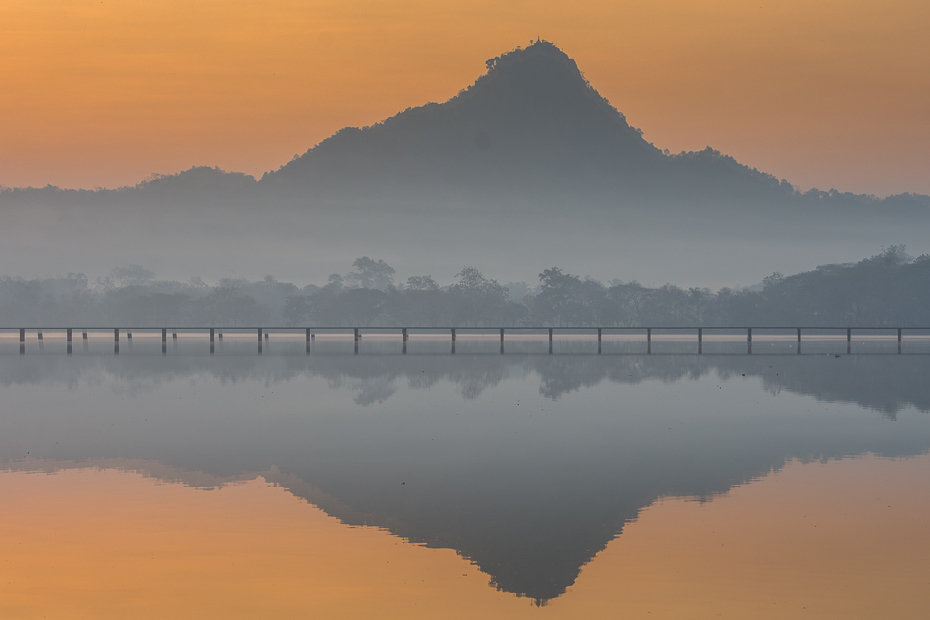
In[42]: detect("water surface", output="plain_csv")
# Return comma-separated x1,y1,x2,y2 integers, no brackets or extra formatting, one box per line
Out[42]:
2,336,929,618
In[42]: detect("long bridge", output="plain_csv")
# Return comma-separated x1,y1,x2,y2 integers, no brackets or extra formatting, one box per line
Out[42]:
3,326,926,355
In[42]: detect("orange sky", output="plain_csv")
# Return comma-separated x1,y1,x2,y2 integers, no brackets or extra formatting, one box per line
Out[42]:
2,455,928,618
2,0,929,196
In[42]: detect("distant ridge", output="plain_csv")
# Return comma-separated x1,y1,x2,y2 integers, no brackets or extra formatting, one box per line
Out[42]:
2,40,930,286
2,40,928,209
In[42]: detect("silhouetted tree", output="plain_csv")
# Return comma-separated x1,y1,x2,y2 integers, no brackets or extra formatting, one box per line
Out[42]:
345,257,395,291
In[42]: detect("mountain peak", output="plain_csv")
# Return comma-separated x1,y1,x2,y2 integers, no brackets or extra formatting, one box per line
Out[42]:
451,40,609,116
266,40,658,191
482,40,584,85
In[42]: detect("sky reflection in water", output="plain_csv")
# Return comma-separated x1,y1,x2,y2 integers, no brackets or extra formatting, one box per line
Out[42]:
1,338,929,617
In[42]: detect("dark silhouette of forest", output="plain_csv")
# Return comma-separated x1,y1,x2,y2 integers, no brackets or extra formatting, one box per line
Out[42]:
2,246,928,327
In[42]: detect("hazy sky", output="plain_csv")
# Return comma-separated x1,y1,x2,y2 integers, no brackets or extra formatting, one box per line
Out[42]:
2,0,928,196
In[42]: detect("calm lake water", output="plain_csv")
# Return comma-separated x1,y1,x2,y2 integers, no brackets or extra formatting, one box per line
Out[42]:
2,334,930,618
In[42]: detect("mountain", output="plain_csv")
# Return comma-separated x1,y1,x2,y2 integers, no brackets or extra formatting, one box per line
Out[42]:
265,41,665,196
1,40,929,285
259,41,794,204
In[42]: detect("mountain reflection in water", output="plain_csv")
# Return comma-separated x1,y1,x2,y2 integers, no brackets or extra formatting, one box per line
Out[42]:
1,339,929,605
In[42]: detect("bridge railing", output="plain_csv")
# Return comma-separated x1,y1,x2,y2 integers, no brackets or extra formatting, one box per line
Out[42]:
3,326,927,355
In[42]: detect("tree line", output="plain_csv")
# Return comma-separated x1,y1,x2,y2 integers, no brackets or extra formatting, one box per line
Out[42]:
1,248,928,327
